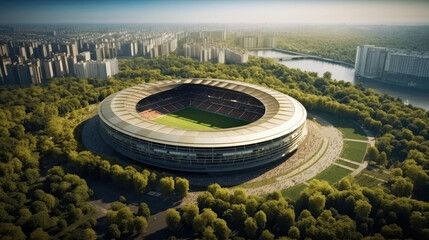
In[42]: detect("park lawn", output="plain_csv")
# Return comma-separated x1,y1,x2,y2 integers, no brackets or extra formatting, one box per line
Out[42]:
361,169,390,181
354,173,383,188
311,111,367,140
313,165,352,184
336,159,360,169
281,183,308,200
153,107,250,130
340,141,368,163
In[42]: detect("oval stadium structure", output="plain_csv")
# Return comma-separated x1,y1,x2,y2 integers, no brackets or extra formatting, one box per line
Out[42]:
98,79,307,173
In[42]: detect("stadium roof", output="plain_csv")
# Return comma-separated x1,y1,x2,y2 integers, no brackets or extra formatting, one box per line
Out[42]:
99,78,307,148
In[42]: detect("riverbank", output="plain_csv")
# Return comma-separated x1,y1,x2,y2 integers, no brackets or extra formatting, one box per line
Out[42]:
249,49,429,110
249,47,355,68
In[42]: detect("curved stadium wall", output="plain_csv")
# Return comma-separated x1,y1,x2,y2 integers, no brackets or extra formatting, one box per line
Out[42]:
98,78,307,173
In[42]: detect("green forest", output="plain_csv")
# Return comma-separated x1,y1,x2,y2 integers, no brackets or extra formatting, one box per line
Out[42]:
0,54,428,239
274,26,429,63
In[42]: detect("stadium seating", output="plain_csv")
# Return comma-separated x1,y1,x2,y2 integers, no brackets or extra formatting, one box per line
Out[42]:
136,84,265,121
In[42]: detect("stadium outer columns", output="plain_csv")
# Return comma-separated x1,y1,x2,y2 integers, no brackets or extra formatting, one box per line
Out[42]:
98,78,307,173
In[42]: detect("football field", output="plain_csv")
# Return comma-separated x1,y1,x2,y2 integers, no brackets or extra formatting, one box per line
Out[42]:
153,107,250,130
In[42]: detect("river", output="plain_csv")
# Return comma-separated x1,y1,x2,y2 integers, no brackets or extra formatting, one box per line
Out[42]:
250,50,429,110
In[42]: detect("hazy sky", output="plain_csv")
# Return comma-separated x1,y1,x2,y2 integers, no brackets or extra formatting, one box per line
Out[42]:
0,0,428,25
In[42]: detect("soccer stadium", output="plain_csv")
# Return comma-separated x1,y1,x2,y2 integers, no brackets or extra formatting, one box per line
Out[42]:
98,78,307,173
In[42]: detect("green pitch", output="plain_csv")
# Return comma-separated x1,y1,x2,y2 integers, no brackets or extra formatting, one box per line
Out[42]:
153,107,250,130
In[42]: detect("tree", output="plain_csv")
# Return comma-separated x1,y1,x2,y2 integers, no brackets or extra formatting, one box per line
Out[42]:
255,210,267,231
338,177,352,190
119,195,126,203
277,208,295,234
367,146,379,162
193,214,207,234
244,217,258,238
354,200,372,222
28,211,55,229
377,151,388,166
29,228,50,240
288,226,300,239
160,177,175,196
202,226,217,240
182,204,199,227
0,223,26,240
380,224,403,239
212,218,231,240
308,192,326,216
70,228,97,240
69,207,84,221
58,219,67,231
108,224,121,239
175,177,189,198
16,208,32,226
323,71,332,79
391,177,413,197
166,209,181,231
231,188,247,204
259,229,275,240
137,202,150,218
134,216,148,234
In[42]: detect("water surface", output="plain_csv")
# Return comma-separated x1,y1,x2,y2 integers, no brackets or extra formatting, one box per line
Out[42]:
250,50,429,110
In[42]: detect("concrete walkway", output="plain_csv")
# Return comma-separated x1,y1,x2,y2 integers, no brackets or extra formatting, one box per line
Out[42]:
351,161,368,177
338,157,360,165
246,122,343,195
343,138,372,144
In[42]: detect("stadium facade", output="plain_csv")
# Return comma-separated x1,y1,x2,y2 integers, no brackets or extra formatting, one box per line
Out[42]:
98,78,307,173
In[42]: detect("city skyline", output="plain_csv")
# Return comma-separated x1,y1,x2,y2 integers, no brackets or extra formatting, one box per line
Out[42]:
1,0,429,25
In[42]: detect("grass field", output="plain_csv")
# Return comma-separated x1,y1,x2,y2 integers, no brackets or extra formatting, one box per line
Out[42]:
281,183,308,200
340,141,368,163
153,107,250,130
311,111,367,140
336,159,360,169
313,165,352,184
361,169,390,181
354,173,384,188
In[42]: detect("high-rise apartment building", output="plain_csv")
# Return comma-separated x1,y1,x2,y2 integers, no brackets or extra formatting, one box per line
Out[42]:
74,58,118,80
355,45,429,88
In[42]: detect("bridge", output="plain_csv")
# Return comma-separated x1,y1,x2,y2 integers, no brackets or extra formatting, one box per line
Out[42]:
271,56,306,61
248,47,355,68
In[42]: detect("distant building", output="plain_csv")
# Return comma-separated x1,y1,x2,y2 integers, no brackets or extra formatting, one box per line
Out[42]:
69,42,79,57
0,44,8,57
74,58,119,80
42,59,54,81
225,49,248,64
74,61,88,79
237,36,259,48
263,37,276,48
0,57,11,82
67,57,77,76
355,45,429,89
355,45,387,78
37,44,49,59
0,68,3,84
209,31,226,41
5,62,42,85
183,44,227,63
236,36,276,49
77,51,91,62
